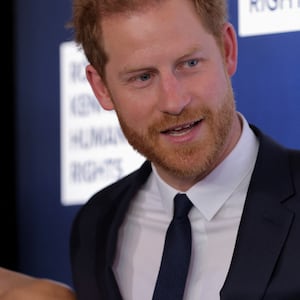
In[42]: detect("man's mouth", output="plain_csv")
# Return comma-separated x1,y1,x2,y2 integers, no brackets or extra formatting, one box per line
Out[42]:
161,119,202,136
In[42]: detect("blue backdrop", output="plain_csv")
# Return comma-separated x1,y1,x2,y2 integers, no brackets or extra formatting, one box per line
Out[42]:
15,0,300,288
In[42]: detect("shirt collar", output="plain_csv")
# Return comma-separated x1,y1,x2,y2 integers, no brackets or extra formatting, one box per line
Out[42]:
151,113,259,220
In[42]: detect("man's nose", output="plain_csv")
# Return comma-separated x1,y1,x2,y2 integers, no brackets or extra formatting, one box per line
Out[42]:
157,73,191,115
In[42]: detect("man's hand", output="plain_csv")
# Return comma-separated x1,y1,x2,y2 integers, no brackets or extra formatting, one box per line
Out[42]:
0,267,76,300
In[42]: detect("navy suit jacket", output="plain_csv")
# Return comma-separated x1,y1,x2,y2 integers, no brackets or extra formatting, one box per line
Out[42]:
70,125,300,300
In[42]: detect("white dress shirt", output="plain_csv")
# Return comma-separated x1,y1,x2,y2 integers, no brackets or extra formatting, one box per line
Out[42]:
113,113,259,300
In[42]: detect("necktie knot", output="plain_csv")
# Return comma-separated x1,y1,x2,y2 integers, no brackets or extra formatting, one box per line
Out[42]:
173,193,193,219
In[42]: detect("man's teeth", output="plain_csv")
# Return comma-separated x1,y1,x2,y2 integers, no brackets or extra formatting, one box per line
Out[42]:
168,122,196,135
173,123,194,131
161,120,201,135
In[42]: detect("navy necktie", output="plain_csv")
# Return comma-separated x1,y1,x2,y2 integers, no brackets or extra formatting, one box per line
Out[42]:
152,193,193,300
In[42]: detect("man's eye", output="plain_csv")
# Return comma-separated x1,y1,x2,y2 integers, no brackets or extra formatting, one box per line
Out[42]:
186,59,199,67
126,71,153,88
138,73,151,81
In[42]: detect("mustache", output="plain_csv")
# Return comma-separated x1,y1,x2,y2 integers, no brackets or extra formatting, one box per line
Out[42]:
149,107,210,133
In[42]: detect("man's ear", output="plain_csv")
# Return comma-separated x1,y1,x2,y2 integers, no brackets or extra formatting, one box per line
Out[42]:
86,64,114,110
222,22,238,77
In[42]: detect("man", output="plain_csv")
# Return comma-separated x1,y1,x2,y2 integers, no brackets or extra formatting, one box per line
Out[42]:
69,0,300,299
0,267,76,300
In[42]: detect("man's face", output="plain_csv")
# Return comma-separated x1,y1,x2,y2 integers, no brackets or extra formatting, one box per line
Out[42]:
88,0,240,190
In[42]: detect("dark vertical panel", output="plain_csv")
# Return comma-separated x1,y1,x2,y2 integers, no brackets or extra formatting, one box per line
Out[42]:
0,1,18,270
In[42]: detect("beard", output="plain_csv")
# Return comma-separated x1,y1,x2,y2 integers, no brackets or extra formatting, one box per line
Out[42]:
114,83,236,181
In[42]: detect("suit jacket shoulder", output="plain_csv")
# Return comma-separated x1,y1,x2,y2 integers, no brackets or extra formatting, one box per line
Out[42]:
221,125,300,299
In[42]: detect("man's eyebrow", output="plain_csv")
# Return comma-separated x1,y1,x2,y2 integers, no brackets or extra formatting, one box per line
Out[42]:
118,45,203,78
177,45,203,60
118,65,155,79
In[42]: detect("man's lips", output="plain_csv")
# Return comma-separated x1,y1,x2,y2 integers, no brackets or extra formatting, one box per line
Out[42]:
161,119,203,136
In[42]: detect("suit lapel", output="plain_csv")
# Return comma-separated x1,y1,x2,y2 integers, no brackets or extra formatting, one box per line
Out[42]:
97,161,152,299
220,128,295,299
